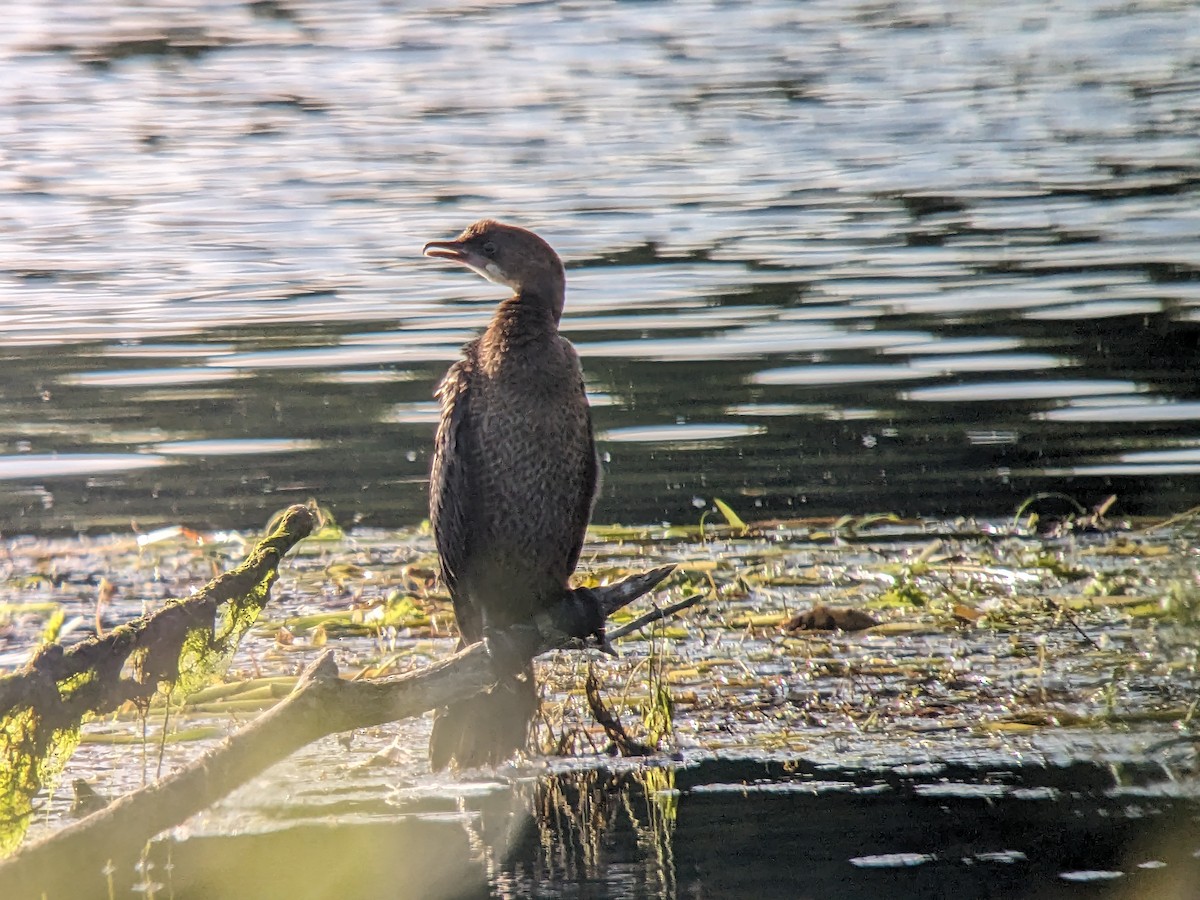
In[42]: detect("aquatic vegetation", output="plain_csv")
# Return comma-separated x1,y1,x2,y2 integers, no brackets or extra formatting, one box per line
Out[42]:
0,500,1198,871
525,766,677,897
641,625,676,751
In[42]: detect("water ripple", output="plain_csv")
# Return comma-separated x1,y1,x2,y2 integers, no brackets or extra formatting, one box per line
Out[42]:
0,0,1198,528
0,453,169,480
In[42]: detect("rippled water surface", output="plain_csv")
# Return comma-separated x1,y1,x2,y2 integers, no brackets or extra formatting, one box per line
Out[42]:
2,0,1200,532
81,760,1200,899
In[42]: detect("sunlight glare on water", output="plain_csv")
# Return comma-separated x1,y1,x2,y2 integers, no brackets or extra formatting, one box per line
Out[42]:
0,0,1197,530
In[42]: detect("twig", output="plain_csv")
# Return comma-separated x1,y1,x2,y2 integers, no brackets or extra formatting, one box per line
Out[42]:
1045,599,1102,651
1137,503,1200,534
0,504,316,864
585,666,653,757
0,504,316,722
608,592,705,641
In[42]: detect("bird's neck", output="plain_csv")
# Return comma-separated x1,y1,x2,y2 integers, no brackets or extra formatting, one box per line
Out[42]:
491,290,562,335
479,291,563,370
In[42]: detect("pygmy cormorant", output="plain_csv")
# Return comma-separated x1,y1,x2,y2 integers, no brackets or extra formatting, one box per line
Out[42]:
422,219,597,770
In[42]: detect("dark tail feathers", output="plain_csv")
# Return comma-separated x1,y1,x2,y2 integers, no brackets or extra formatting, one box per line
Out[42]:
429,666,538,771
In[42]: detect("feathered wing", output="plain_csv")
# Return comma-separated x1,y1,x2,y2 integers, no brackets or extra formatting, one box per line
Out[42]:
430,344,534,771
429,346,482,643
564,366,599,575
429,353,537,771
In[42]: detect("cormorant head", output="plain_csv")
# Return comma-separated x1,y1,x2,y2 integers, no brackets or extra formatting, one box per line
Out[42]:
423,220,566,317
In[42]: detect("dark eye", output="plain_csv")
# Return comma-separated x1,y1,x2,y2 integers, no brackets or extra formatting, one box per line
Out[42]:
482,241,497,257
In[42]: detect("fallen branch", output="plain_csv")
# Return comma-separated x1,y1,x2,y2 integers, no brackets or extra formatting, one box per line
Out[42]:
0,505,316,721
0,564,676,898
0,504,315,856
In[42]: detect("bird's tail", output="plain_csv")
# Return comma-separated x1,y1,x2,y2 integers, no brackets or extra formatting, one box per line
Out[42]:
429,663,538,771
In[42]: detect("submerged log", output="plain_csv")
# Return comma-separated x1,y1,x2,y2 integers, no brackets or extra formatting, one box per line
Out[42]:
0,564,675,899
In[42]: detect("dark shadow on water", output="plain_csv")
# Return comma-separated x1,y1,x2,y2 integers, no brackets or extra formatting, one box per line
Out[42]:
57,758,1200,900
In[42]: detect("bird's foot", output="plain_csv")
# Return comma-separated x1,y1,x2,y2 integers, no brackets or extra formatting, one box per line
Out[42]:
482,623,540,676
530,586,616,656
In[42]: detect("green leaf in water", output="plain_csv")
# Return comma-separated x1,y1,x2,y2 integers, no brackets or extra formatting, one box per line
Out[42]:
713,498,747,532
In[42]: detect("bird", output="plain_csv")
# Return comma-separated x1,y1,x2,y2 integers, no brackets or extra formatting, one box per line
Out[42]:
422,219,598,770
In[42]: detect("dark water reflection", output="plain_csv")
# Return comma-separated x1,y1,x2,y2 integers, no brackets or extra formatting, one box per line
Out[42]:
2,0,1200,532
88,759,1200,899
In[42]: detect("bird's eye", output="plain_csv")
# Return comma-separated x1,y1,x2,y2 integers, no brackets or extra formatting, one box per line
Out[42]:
482,241,497,257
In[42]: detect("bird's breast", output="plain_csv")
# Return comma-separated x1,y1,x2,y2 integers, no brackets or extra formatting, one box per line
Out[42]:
466,363,590,544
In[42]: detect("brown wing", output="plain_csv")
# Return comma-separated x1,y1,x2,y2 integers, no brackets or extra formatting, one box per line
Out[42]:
429,345,483,643
564,368,599,576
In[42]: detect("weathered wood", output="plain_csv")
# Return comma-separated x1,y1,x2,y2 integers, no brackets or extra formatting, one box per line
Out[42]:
0,564,675,898
0,504,317,860
0,504,317,723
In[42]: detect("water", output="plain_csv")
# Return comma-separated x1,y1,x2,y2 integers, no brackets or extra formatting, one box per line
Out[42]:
73,759,1200,899
2,0,1200,533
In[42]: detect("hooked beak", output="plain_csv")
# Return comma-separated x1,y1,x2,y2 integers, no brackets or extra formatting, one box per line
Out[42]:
423,238,504,286
422,239,469,263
